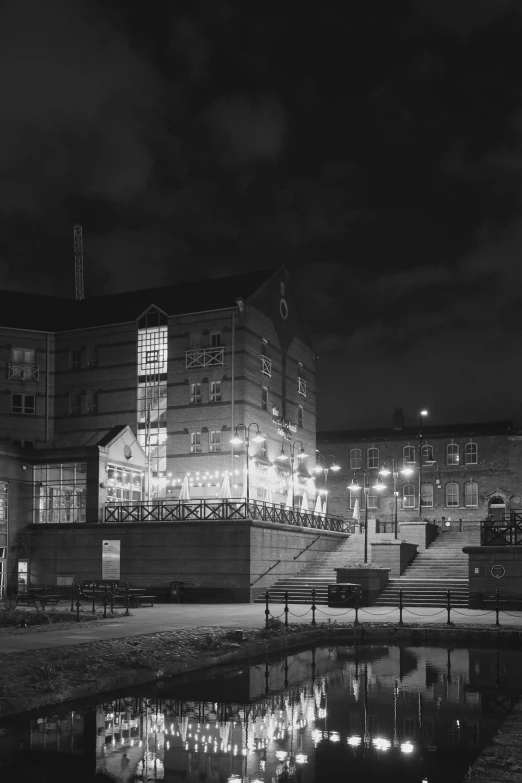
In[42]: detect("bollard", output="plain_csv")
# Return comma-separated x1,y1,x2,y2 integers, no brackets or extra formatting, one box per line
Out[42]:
103,584,108,619
70,581,75,613
110,583,115,615
284,592,289,628
265,591,270,630
447,590,452,625
92,582,96,614
125,582,130,617
76,584,81,622
399,589,403,626
354,588,359,626
311,589,317,627
495,589,500,627
41,583,46,612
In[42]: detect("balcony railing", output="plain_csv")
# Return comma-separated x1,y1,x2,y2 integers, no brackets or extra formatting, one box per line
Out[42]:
8,362,39,381
185,348,224,368
481,512,522,546
105,498,347,532
298,377,306,397
260,356,272,377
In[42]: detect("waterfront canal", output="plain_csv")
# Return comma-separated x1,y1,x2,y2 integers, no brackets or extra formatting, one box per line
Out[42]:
1,644,520,782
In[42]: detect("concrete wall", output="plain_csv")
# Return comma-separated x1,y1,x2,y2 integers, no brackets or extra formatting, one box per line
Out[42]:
370,541,418,576
464,545,522,608
18,520,346,603
398,521,438,552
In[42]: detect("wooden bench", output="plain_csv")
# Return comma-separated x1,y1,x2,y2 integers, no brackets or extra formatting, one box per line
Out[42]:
135,595,155,607
17,589,60,606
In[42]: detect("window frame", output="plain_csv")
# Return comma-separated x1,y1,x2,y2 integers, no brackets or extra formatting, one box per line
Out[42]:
69,391,81,416
446,443,459,466
11,393,36,415
465,442,478,465
421,483,434,508
367,487,380,510
465,481,478,508
190,382,202,405
209,430,222,452
367,447,379,469
402,483,415,509
210,332,222,348
69,348,81,371
421,444,434,463
350,448,362,470
85,390,98,415
446,482,459,508
298,404,304,428
190,431,202,453
210,380,222,403
403,445,415,464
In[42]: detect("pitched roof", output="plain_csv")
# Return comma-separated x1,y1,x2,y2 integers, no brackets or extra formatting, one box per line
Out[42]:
318,420,514,443
0,267,278,332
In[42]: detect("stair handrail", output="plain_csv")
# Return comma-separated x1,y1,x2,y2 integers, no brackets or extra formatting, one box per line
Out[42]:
293,535,321,560
251,560,281,586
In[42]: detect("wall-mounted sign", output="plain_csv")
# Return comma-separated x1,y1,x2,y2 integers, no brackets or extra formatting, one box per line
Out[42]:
272,406,297,440
491,565,505,579
102,540,121,581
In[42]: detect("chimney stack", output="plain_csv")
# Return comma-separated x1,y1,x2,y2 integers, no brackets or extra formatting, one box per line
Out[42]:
393,407,404,430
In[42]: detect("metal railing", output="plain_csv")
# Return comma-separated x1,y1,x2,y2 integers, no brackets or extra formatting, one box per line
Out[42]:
260,355,272,377
185,348,224,368
105,498,347,531
481,512,522,546
298,377,306,397
8,362,39,381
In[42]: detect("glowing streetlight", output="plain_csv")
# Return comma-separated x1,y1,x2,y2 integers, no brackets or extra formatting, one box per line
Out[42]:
277,440,308,507
313,453,341,514
379,457,415,538
349,468,385,563
229,423,265,501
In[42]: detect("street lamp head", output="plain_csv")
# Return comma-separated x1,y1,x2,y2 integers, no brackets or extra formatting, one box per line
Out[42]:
401,467,413,477
379,467,391,476
330,462,341,472
313,466,324,474
298,447,308,458
277,446,289,461
252,434,265,444
349,479,361,490
420,409,428,417
229,435,243,446
373,480,387,491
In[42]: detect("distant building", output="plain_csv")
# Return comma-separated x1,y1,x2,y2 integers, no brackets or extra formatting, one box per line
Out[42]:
318,409,522,531
0,267,318,597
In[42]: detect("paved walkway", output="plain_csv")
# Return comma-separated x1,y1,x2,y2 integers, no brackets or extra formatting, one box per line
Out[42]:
1,603,522,654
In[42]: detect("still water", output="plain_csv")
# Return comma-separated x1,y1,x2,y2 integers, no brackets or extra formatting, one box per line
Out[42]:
0,644,520,783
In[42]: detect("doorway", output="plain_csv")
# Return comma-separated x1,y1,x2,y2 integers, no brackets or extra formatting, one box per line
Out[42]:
489,496,506,522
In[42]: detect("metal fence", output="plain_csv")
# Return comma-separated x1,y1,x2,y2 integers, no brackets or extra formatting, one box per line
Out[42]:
481,511,522,546
105,499,347,531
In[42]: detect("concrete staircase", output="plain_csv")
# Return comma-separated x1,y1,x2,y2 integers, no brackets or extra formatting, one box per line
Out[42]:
254,534,391,605
373,531,479,607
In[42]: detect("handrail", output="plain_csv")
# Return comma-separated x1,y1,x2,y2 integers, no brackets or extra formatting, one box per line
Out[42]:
251,560,281,586
293,535,320,560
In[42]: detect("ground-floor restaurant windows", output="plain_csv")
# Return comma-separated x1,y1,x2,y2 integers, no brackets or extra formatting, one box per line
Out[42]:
17,559,28,594
106,464,144,502
34,463,87,523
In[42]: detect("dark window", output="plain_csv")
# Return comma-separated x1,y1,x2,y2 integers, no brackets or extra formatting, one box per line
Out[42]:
11,394,35,415
210,333,222,347
69,349,81,370
69,392,81,416
261,386,268,411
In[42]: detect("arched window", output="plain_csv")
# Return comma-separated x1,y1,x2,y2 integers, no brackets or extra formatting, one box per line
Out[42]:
446,443,459,466
421,484,434,508
367,486,380,509
403,445,415,464
350,449,362,470
421,444,434,463
349,487,361,509
402,484,415,509
367,447,379,469
465,482,478,507
465,442,477,465
446,482,459,507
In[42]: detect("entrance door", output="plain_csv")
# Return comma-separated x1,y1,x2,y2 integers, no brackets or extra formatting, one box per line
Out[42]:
489,496,506,522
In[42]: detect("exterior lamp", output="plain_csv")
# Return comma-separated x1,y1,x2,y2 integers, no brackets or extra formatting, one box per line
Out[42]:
315,453,341,515
373,479,387,491
229,422,264,501
278,439,308,508
229,435,243,446
277,447,289,461
349,468,383,562
380,456,416,539
418,409,429,516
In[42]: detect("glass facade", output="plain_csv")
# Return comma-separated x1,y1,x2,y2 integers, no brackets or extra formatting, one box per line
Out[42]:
137,321,168,496
106,463,143,502
34,463,87,523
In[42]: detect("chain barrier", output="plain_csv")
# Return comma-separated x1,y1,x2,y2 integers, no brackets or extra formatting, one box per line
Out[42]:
287,607,312,617
316,607,355,617
451,608,492,618
403,607,446,617
359,607,399,616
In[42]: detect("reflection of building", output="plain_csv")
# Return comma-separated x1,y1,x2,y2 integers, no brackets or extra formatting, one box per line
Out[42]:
319,412,522,531
0,268,318,596
1,644,519,782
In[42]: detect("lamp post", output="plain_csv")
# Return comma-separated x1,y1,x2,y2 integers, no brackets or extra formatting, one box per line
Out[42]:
418,409,428,517
313,453,341,515
277,439,309,507
379,457,414,539
349,468,384,564
229,423,265,502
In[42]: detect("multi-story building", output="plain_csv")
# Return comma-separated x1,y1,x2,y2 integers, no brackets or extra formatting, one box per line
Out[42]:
0,266,319,597
318,409,522,531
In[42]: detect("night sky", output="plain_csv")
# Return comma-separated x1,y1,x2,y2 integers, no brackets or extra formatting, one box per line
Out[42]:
1,0,522,430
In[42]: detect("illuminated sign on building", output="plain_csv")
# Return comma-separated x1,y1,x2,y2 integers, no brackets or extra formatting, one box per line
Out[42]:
272,407,297,440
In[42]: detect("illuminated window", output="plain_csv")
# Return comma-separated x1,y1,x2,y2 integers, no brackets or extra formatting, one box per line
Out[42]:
367,447,379,469
145,350,159,364
403,484,415,509
261,386,268,411
190,432,201,453
105,464,143,503
421,444,434,463
403,445,415,464
34,463,88,523
446,482,459,507
447,443,459,465
12,348,35,364
367,487,379,509
465,481,478,507
421,483,433,508
465,442,477,464
210,381,222,402
210,431,221,452
190,383,202,404
350,449,362,469
11,394,35,415
298,405,303,428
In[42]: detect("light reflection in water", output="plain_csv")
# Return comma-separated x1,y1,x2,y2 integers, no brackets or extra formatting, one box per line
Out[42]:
1,645,521,783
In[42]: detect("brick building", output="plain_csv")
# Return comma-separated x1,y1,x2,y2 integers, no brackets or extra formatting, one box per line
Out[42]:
318,411,522,532
0,266,318,596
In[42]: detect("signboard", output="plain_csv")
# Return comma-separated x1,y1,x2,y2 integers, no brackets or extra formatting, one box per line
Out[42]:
102,540,121,581
491,565,505,579
272,406,297,440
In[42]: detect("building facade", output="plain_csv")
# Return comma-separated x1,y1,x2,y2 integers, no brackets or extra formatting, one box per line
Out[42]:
0,267,318,596
318,412,522,532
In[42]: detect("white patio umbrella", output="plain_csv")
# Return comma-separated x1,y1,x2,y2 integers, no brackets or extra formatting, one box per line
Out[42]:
218,472,232,499
301,493,309,512
178,475,190,500
314,494,323,514
285,487,293,508
322,497,327,515
352,498,360,522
